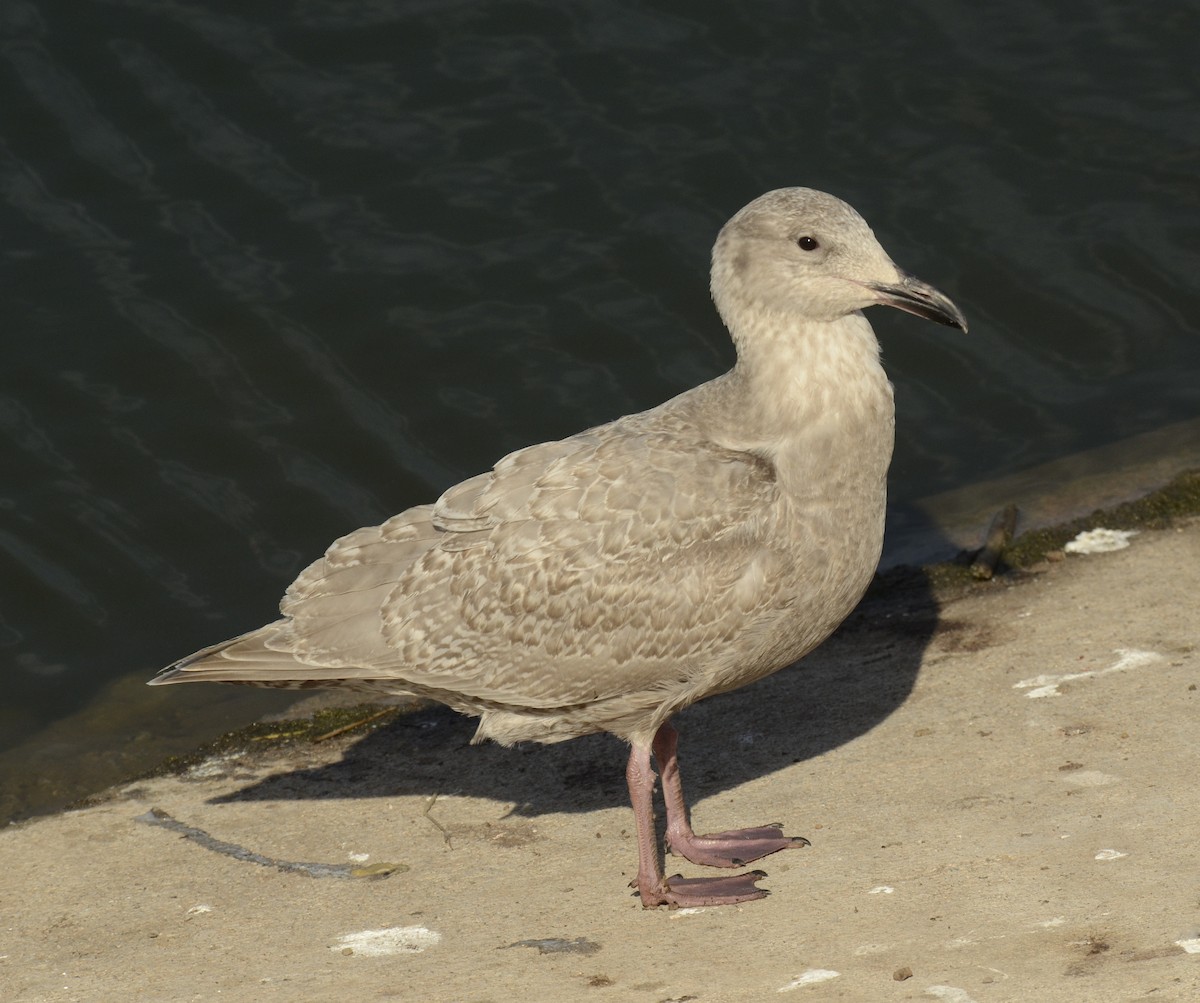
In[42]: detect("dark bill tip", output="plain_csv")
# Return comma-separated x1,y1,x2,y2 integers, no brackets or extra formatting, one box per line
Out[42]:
868,273,968,332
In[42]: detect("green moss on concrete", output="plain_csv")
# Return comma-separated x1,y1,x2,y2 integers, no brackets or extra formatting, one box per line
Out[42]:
142,703,411,779
869,469,1200,604
1002,469,1200,568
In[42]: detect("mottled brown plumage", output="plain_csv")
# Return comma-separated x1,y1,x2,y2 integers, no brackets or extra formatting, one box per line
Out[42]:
152,188,965,907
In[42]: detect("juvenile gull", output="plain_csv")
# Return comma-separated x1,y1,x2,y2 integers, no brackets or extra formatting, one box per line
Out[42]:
151,188,966,908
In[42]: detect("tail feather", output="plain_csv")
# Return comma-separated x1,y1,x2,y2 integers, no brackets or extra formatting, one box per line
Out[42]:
149,619,393,687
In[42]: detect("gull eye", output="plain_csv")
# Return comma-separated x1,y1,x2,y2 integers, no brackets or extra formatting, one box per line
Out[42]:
797,236,819,251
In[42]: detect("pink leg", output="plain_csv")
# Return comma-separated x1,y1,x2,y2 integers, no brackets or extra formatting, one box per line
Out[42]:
653,721,810,868
626,741,770,908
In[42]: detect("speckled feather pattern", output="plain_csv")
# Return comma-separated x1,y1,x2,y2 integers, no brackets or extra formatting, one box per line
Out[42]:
154,187,957,751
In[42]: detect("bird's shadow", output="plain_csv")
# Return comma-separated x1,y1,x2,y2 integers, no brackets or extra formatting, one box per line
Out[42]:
210,561,941,821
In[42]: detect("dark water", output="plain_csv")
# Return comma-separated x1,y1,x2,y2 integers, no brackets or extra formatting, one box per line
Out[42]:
2,0,1198,820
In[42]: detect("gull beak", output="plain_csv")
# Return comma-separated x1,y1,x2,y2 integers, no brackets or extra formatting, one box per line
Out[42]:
867,273,968,332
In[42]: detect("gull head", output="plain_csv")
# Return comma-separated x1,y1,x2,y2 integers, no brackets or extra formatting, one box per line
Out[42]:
711,187,967,332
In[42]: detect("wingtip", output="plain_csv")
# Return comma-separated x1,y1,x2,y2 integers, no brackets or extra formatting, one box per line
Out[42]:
146,666,183,686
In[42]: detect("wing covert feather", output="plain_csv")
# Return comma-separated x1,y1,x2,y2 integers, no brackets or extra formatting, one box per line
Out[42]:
269,409,787,710
372,415,786,707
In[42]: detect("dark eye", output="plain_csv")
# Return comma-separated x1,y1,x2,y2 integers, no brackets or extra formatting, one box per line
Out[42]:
797,236,819,251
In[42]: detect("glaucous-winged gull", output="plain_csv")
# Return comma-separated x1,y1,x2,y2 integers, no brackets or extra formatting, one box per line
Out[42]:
151,187,967,908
